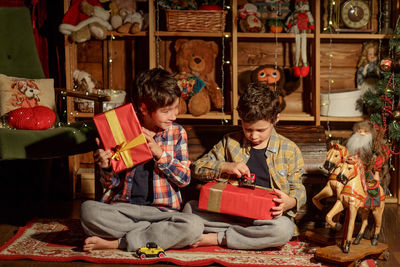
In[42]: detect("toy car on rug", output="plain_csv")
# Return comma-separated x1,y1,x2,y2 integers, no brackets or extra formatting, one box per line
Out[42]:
136,242,166,259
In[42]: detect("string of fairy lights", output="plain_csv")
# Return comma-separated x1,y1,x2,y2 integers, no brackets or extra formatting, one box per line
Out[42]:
324,0,335,139
220,0,229,124
323,0,383,140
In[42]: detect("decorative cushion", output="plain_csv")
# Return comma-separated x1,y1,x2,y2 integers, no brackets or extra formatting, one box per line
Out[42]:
8,106,56,130
0,73,55,117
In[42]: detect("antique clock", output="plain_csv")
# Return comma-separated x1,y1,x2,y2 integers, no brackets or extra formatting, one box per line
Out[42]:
334,0,374,32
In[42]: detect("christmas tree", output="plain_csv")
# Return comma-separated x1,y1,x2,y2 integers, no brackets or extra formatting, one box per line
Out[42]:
363,19,400,146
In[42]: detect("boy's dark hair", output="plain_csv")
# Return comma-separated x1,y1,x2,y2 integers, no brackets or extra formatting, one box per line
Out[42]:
132,68,181,114
237,83,281,123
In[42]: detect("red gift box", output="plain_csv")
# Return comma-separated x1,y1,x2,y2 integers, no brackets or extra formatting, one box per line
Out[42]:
198,181,278,220
93,103,153,173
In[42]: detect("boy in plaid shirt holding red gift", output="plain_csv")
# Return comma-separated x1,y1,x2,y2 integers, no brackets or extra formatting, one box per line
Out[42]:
80,68,203,252
184,83,306,249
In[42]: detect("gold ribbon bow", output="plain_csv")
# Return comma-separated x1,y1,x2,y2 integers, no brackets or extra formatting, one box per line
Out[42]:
111,134,147,161
105,109,147,168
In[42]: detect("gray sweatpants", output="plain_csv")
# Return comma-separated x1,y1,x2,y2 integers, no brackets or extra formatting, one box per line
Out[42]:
80,200,204,252
183,200,295,250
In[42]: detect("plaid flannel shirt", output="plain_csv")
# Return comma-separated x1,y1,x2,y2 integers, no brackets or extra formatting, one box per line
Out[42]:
192,127,306,218
99,123,191,211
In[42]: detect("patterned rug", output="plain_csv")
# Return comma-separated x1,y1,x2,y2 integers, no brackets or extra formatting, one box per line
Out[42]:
0,219,371,266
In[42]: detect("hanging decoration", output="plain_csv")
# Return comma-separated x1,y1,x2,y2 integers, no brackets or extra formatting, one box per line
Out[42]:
285,0,315,78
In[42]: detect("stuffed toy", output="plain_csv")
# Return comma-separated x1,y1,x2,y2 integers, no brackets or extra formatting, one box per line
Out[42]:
107,0,145,34
73,69,98,94
239,65,300,112
286,0,315,77
59,0,112,43
357,41,380,95
238,3,265,33
174,39,223,116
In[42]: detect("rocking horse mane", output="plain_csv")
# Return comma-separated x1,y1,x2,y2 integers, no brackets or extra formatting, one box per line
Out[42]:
333,143,349,158
345,155,367,191
326,143,350,169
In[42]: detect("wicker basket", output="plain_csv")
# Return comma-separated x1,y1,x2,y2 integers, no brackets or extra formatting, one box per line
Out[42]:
166,9,227,32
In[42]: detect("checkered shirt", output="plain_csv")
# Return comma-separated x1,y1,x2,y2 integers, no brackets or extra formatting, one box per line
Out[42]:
192,127,306,217
100,123,191,211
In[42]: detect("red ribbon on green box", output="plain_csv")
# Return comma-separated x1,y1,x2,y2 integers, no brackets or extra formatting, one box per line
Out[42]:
93,103,153,173
198,181,278,220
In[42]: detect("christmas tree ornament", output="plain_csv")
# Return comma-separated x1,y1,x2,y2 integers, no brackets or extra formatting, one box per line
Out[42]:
393,110,400,121
385,87,394,93
380,58,392,72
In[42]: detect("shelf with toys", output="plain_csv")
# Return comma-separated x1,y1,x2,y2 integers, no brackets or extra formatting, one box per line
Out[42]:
62,0,400,125
61,0,400,202
147,0,233,122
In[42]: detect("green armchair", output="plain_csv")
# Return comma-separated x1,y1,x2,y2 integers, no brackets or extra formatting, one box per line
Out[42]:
0,7,103,200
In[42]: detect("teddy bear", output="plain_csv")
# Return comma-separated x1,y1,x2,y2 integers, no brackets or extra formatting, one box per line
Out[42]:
107,0,145,34
174,39,223,117
59,0,112,43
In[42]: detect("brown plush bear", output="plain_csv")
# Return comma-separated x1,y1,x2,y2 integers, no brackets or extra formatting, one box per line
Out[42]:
174,39,223,116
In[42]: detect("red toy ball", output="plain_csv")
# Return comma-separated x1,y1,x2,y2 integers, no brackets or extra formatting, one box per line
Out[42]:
8,106,56,130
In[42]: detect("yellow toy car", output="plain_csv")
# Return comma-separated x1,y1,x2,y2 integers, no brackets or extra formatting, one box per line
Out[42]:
136,242,166,259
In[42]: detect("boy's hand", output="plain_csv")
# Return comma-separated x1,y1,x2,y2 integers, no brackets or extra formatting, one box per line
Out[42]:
221,162,250,178
94,138,113,169
142,127,163,160
271,189,296,218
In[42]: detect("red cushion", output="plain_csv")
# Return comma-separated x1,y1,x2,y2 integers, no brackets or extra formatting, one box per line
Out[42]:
8,106,56,130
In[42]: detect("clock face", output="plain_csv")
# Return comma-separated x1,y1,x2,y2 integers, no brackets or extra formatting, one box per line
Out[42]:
341,0,371,29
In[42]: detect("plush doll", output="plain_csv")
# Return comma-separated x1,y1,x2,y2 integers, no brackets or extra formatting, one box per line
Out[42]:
286,0,315,77
238,3,265,33
59,0,112,43
174,39,223,116
248,65,300,112
107,0,145,34
73,69,98,94
357,41,380,95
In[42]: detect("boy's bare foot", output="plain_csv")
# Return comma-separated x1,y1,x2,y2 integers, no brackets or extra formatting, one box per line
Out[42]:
190,233,218,248
83,236,119,251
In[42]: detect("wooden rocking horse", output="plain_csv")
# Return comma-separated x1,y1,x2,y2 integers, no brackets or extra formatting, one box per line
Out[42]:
325,156,385,253
323,143,349,172
312,143,349,210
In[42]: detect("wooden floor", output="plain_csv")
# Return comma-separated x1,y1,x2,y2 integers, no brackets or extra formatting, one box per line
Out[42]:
0,197,399,266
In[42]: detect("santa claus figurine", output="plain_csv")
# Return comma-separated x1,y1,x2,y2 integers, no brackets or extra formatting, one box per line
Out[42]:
286,0,315,77
59,0,112,43
346,120,391,195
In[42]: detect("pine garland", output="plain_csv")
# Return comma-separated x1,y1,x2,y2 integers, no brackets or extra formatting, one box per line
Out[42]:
363,17,400,144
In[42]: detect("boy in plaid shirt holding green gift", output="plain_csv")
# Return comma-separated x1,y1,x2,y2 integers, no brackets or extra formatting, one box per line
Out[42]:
184,83,306,249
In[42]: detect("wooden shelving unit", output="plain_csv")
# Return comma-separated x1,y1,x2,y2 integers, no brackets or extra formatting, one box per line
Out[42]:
63,0,399,203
